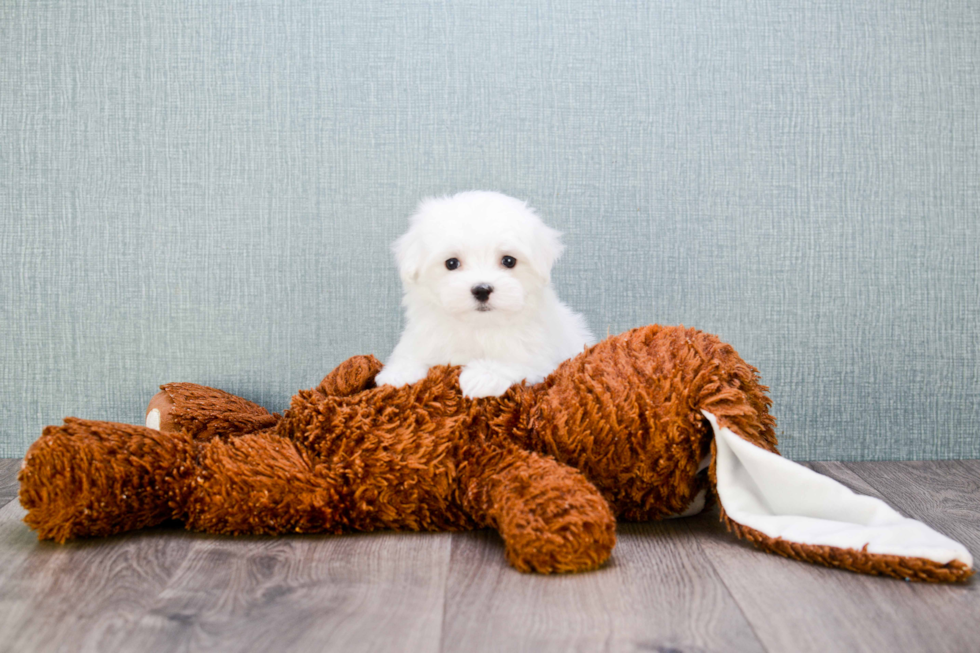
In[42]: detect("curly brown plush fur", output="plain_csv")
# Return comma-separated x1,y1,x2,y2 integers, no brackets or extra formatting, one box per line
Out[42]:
18,325,971,580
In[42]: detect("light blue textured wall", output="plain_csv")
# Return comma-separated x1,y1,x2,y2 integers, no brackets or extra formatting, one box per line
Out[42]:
2,1,978,460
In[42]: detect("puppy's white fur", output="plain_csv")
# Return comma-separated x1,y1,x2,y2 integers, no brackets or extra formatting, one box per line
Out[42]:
375,191,595,398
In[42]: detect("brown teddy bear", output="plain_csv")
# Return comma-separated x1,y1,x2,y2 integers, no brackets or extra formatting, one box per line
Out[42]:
18,325,973,581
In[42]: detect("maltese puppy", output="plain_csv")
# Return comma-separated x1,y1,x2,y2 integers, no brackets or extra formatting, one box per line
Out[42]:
375,191,595,398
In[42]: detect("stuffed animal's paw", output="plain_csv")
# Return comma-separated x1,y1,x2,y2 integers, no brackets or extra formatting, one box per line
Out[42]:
459,360,523,398
375,362,429,388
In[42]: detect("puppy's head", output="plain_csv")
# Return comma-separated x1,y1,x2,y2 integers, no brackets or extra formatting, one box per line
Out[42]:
393,191,564,321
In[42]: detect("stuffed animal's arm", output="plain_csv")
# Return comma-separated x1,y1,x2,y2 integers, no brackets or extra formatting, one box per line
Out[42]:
460,445,617,573
317,355,384,396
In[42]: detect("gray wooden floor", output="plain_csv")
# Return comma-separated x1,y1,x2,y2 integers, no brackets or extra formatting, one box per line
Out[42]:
0,458,977,653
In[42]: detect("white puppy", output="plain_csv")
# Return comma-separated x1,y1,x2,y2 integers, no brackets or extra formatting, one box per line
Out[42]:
375,191,595,398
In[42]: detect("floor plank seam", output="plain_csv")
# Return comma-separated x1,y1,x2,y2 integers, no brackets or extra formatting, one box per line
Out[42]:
683,516,772,653
838,462,916,514
436,532,455,653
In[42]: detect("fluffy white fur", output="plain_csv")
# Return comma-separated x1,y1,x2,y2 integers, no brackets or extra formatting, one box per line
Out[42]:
375,191,595,398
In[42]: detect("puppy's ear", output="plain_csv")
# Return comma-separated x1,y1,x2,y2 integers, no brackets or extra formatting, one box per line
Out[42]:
393,227,426,284
527,222,565,282
395,196,444,283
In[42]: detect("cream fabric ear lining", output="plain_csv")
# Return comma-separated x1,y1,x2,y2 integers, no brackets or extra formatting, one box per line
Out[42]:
145,408,161,431
703,410,973,568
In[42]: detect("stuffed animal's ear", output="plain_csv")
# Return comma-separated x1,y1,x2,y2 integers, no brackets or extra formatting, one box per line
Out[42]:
703,410,974,583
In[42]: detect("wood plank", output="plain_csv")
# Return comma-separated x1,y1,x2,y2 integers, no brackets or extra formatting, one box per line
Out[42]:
441,520,765,653
960,460,980,477
814,460,980,651
0,459,21,505
692,461,979,653
1,460,975,652
118,531,451,653
0,501,195,653
0,498,452,653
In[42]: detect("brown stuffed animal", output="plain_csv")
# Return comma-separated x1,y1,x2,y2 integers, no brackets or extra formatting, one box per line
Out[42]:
18,325,973,581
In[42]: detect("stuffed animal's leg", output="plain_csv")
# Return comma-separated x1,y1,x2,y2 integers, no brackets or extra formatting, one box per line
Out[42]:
21,418,347,541
703,411,974,583
145,382,278,439
462,446,617,574
20,419,197,542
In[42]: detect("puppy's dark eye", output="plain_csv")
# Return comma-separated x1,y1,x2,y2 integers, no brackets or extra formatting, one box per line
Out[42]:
445,258,460,271
501,255,517,269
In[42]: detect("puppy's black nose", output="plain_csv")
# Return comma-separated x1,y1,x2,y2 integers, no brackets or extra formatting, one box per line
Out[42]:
471,283,494,302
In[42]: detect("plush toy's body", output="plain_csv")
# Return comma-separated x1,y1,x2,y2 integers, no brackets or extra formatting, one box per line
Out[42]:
18,326,973,581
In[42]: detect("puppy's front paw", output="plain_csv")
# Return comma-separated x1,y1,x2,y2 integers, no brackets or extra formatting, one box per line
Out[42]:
459,361,520,398
375,362,429,388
